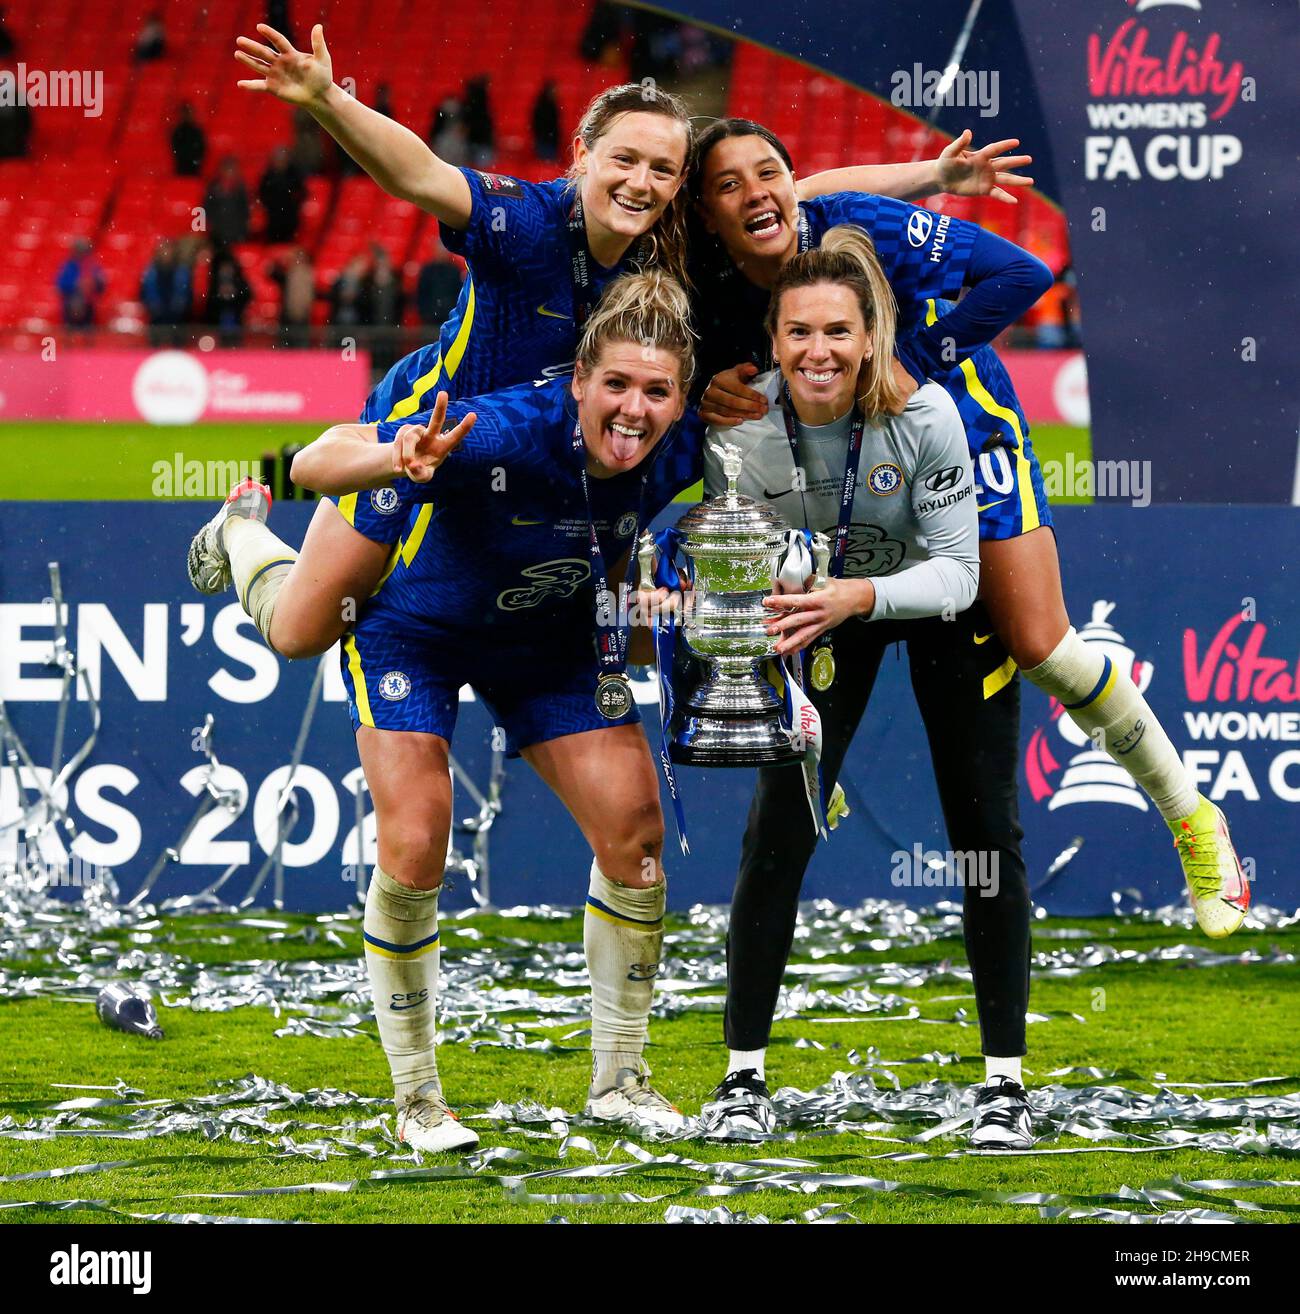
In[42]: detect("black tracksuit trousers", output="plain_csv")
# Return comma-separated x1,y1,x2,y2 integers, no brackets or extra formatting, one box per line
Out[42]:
724,604,1032,1057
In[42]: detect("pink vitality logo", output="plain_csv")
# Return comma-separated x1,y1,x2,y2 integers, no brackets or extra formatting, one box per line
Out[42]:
1025,601,1152,811
1090,1,1243,121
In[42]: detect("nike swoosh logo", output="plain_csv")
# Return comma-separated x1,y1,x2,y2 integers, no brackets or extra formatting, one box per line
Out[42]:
390,1001,425,1011
973,632,993,645
976,497,1009,512
511,516,544,526
536,304,570,320
763,487,797,500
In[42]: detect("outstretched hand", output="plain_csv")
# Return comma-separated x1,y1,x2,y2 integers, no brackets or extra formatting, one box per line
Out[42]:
392,392,477,483
235,23,334,106
936,129,1034,204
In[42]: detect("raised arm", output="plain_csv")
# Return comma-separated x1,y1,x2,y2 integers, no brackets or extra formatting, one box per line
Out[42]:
235,24,473,227
797,130,1033,205
291,397,477,496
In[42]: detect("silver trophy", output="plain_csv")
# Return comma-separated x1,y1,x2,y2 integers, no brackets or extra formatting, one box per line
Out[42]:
641,443,827,767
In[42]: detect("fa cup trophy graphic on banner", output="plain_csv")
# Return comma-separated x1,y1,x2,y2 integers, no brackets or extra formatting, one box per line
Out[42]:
1049,600,1153,811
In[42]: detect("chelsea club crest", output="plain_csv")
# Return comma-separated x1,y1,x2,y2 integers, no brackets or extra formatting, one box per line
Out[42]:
378,671,411,701
371,487,401,515
616,512,638,538
868,463,903,496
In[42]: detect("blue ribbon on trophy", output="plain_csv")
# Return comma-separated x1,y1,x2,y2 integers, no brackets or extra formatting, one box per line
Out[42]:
640,526,692,855
639,518,829,852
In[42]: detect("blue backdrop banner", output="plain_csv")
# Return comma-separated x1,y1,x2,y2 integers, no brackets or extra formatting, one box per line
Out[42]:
2,504,1297,915
645,0,1300,503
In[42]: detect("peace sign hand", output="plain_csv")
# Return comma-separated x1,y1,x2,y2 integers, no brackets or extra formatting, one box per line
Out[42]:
936,130,1034,204
391,392,477,483
235,23,334,107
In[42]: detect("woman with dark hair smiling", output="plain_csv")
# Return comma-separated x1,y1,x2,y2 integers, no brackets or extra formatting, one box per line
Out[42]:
689,118,1247,946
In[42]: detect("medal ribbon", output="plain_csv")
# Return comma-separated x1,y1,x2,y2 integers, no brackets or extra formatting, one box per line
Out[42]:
566,189,649,331
571,419,650,692
566,191,597,331
778,382,865,583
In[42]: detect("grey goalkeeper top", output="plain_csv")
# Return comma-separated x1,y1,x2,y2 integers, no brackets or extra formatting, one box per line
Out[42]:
702,371,979,622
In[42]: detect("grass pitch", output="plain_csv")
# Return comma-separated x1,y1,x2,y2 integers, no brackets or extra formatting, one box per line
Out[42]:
0,423,1093,502
0,905,1295,1226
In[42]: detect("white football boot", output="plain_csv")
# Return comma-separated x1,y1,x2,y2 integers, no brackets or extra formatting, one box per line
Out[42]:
584,1059,690,1136
186,477,272,595
396,1082,480,1154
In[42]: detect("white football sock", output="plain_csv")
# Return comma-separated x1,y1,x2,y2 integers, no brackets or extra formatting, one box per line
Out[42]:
985,1056,1023,1086
363,865,442,1105
1022,627,1199,821
728,1049,767,1082
224,517,297,650
584,860,664,1094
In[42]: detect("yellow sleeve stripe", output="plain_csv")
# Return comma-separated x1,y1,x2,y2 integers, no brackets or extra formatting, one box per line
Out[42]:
400,504,434,568
372,543,402,596
923,299,1039,536
343,633,374,728
369,503,434,599
383,273,477,422
442,276,476,379
983,654,1018,701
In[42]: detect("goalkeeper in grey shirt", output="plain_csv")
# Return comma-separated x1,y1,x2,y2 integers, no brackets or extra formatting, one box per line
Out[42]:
695,226,1034,1149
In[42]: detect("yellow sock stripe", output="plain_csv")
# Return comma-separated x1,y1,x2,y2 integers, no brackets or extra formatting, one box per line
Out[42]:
363,931,440,960
238,556,296,613
923,299,1038,535
1066,658,1119,711
343,633,374,727
584,899,663,932
363,941,439,960
983,654,1018,701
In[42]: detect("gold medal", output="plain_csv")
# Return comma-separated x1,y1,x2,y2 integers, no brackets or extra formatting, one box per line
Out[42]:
595,673,634,720
810,643,836,692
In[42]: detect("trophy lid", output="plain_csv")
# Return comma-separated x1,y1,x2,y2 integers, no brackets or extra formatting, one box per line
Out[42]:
676,439,789,547
675,491,789,543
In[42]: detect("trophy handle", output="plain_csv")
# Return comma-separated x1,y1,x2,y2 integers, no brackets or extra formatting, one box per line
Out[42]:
637,529,657,591
810,532,830,591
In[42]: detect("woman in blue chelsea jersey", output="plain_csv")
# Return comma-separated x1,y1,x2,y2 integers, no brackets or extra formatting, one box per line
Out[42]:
190,21,1031,664
285,272,704,1151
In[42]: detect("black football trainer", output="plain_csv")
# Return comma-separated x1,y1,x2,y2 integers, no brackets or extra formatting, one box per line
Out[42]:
699,1069,776,1142
969,1076,1034,1149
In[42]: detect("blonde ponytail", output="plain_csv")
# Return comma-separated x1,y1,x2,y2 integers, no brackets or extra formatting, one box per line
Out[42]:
575,269,696,388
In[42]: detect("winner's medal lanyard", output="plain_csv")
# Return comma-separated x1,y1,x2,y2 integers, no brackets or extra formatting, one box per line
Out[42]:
780,381,865,692
572,417,652,721
567,190,651,332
